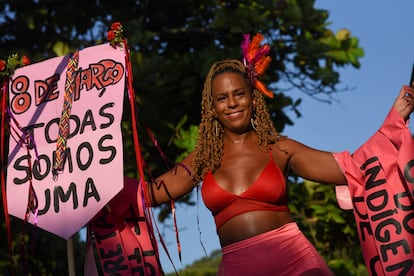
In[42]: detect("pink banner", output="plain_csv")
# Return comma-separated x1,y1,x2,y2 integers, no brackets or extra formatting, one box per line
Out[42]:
84,177,164,275
335,108,414,275
7,43,126,239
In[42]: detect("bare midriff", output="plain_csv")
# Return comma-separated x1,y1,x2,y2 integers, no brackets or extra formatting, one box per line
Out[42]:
217,210,294,247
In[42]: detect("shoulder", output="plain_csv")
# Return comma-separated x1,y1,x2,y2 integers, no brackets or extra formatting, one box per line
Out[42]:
181,151,197,172
272,135,306,154
269,135,314,163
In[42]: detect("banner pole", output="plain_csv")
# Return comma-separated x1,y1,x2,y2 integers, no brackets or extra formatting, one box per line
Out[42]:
67,237,76,276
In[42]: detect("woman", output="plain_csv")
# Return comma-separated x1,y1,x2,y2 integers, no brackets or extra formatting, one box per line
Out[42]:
146,59,414,275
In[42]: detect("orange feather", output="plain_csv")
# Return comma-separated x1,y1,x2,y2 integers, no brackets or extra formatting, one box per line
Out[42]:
255,80,274,98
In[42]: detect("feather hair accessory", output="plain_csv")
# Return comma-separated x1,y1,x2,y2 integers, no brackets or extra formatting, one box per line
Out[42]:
241,33,274,98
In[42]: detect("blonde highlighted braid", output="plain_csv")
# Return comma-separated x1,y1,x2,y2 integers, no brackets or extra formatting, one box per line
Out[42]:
193,59,280,180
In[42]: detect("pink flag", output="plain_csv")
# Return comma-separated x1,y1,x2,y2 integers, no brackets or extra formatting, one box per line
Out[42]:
334,108,414,275
84,176,164,275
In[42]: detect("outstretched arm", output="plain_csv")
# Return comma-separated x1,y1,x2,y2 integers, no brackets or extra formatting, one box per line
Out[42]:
145,152,197,206
283,84,414,185
279,138,347,185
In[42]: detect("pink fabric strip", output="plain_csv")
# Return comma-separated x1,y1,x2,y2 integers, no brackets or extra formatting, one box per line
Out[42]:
334,108,414,275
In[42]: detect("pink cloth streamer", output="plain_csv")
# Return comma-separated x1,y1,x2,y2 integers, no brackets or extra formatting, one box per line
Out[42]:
334,108,414,275
84,177,164,276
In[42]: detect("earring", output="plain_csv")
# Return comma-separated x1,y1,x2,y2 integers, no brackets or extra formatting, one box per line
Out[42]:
251,117,258,131
251,105,258,131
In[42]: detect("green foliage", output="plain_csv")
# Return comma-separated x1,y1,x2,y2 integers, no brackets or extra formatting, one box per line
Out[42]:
0,217,86,276
0,53,30,82
321,29,364,68
166,250,221,276
288,179,368,275
169,116,199,162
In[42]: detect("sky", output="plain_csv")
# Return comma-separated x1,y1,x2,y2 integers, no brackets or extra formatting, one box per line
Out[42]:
157,0,414,273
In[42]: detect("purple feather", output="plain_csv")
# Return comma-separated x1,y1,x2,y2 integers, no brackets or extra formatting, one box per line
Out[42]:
241,34,251,61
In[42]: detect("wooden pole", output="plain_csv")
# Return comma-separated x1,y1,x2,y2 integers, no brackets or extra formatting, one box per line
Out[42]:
67,237,76,276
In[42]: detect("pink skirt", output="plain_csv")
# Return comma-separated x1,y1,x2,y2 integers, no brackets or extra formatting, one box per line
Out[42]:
218,222,333,276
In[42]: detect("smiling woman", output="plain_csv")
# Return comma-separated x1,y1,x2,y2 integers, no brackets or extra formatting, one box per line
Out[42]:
148,58,340,275
144,31,414,274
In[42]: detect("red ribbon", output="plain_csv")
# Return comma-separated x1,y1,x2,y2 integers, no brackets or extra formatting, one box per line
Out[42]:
1,79,14,275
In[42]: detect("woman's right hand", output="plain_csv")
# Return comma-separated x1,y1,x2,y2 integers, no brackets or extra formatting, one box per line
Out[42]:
392,85,414,121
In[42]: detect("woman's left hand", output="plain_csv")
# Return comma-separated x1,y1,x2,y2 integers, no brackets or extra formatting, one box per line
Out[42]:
393,85,414,121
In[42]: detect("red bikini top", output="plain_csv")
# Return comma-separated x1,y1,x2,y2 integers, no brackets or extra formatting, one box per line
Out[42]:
201,152,289,230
